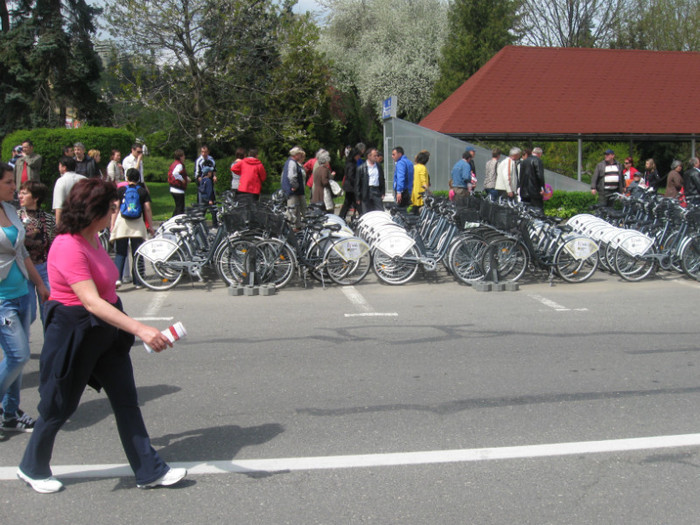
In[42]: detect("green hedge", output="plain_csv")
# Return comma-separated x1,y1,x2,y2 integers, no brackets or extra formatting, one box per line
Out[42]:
2,127,134,187
544,190,597,219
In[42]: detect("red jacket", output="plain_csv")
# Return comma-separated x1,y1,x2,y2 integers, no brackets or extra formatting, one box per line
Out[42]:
232,157,266,195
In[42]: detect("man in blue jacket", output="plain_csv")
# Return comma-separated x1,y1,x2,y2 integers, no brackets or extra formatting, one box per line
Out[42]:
391,146,413,208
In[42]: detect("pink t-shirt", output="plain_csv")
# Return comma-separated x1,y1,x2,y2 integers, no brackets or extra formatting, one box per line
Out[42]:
48,233,119,306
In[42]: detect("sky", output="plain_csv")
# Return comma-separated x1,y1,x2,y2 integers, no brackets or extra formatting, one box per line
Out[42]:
292,0,327,15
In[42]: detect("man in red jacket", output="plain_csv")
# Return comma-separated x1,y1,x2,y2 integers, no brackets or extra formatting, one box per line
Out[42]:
232,148,266,204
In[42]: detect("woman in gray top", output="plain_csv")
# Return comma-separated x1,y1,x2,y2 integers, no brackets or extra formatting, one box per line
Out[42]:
0,163,49,438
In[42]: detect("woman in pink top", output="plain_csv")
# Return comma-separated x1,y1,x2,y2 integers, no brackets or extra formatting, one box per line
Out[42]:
18,178,186,494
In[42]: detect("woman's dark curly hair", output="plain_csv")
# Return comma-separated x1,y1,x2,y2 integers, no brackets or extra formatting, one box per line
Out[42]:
56,178,118,235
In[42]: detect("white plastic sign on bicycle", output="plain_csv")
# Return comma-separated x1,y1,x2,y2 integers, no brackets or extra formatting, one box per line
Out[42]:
619,233,653,257
374,233,416,258
332,239,370,261
137,238,179,263
564,237,599,260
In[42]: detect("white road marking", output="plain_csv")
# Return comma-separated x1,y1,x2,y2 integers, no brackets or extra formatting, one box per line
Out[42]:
133,317,174,322
3,433,700,480
143,291,169,317
672,279,700,290
341,286,398,317
345,313,399,317
528,294,588,312
341,286,372,312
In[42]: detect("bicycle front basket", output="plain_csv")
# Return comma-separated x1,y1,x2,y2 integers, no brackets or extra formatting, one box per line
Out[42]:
492,206,518,231
455,208,481,230
222,209,250,233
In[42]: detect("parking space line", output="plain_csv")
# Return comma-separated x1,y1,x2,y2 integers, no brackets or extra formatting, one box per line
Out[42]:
528,294,588,312
672,279,700,290
342,286,398,318
143,291,170,317
3,432,699,480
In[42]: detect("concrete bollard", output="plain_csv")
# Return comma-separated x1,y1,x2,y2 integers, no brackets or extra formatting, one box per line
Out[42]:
228,285,244,296
243,285,259,296
474,282,492,292
260,284,277,296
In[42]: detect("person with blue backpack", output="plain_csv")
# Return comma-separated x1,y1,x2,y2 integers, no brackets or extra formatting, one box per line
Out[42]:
198,165,218,228
110,168,154,288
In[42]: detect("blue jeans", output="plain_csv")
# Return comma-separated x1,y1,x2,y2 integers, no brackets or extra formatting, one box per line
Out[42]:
0,296,32,418
20,262,49,328
486,188,499,201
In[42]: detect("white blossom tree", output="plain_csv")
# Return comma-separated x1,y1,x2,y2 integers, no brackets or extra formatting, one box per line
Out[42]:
318,0,448,122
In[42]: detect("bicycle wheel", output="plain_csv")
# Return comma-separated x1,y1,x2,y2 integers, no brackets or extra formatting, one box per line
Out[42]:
246,238,296,288
660,231,683,273
613,246,657,281
680,235,700,281
448,236,488,284
215,237,255,286
133,247,185,291
482,238,528,282
306,237,334,282
325,237,371,286
554,238,599,283
372,245,420,285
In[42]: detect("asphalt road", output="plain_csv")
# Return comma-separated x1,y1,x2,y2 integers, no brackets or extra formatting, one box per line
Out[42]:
2,269,700,524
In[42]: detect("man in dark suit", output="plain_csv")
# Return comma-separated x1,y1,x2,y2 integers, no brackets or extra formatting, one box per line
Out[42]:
519,147,546,208
355,147,385,215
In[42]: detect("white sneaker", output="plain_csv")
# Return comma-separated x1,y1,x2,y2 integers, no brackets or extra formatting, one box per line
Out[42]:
17,468,64,494
115,280,123,289
137,467,187,489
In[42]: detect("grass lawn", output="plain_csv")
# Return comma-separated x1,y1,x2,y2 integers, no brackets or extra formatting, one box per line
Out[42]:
147,182,199,221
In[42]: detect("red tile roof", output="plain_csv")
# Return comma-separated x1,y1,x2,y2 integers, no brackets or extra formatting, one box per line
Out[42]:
419,46,700,138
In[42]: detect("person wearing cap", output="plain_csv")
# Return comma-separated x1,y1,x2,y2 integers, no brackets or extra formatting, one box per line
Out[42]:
13,140,43,188
591,149,624,205
665,160,684,200
625,170,645,195
281,146,306,229
194,145,216,204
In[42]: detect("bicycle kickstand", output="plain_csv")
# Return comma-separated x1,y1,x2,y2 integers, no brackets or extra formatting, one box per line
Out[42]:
547,267,555,287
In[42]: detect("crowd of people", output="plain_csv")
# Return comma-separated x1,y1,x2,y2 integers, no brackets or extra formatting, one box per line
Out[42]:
2,137,700,494
590,150,700,206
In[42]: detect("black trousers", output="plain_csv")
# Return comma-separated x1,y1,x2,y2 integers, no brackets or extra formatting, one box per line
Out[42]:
20,305,168,485
339,191,357,220
172,192,186,217
360,188,383,215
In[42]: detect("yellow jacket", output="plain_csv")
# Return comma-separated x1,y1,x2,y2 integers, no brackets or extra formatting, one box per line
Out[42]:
411,163,430,207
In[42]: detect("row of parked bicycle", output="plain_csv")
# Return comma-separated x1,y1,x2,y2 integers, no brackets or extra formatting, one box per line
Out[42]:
126,187,700,291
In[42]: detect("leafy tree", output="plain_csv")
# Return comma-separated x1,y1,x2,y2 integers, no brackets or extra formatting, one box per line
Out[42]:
517,0,629,48
106,0,338,167
0,0,107,134
319,0,448,122
612,0,699,52
430,0,520,109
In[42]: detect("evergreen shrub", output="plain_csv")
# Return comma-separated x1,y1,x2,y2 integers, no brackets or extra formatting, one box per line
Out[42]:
2,127,133,186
